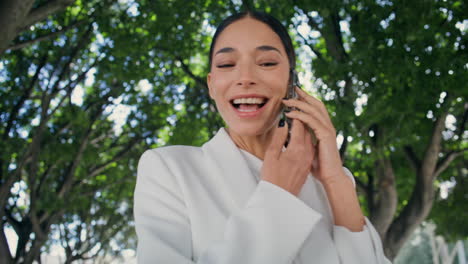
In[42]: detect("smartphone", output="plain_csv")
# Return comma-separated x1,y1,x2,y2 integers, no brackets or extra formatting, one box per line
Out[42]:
281,70,318,146
281,69,301,146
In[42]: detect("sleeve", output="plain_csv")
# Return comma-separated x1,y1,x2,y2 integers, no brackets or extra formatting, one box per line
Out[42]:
333,219,392,264
134,150,193,263
332,168,392,264
134,149,323,264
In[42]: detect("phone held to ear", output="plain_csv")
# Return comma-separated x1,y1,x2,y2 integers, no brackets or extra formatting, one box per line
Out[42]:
281,70,317,146
281,69,300,146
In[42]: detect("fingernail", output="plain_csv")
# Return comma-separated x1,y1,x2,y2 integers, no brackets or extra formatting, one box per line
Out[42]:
278,119,285,127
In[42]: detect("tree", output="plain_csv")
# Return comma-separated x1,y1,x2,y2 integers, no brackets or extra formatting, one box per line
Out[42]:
1,0,466,262
284,0,467,258
0,0,226,262
51,176,136,263
430,160,467,242
0,0,77,55
0,1,172,262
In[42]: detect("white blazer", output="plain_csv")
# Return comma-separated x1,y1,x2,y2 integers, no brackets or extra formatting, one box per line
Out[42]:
134,128,391,264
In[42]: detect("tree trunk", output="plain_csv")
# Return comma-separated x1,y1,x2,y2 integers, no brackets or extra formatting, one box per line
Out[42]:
0,0,35,55
0,0,75,55
0,229,13,264
370,156,398,240
0,176,21,263
382,113,448,259
23,237,47,264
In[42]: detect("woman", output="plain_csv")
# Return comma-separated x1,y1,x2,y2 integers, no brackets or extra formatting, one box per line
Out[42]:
134,11,391,264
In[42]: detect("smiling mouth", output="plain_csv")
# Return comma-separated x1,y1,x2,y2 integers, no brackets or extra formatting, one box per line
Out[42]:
230,97,268,112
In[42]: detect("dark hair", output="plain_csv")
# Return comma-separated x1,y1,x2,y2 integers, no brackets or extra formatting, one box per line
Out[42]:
208,11,296,71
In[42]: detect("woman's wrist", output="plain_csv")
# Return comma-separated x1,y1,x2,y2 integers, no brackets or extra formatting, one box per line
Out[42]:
319,169,350,187
321,172,366,232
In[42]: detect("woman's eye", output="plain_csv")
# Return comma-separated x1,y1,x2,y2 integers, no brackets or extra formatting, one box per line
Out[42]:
260,62,278,67
217,64,234,68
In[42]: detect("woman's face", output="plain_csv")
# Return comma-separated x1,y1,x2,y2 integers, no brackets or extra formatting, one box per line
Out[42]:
207,17,290,137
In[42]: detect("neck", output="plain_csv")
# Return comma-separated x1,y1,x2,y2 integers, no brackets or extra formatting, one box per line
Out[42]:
226,127,275,160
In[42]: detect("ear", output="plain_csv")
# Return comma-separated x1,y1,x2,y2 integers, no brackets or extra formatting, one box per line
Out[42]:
207,72,215,99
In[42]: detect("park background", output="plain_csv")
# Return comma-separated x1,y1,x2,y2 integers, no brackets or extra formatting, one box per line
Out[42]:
0,0,467,263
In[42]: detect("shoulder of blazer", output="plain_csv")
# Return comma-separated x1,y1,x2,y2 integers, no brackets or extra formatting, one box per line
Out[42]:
137,146,207,193
143,128,230,169
138,128,233,182
145,145,205,168
153,144,203,157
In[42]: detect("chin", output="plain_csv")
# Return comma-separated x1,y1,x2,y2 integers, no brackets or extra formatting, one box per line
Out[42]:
226,119,277,137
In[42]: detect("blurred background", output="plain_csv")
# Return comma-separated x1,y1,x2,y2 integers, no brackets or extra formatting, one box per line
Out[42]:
0,0,466,263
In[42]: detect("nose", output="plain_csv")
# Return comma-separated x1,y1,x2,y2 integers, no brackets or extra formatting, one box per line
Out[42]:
236,62,257,87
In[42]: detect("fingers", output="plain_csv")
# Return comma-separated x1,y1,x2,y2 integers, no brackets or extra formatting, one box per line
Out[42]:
288,119,306,147
283,98,330,126
285,110,335,141
286,119,315,170
283,95,334,132
265,124,288,160
294,87,330,120
304,128,315,163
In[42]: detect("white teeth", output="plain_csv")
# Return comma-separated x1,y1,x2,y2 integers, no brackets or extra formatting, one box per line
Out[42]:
232,97,266,104
238,108,257,112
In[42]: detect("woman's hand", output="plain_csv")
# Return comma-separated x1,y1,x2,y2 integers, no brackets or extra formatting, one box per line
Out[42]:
280,87,365,231
282,87,347,185
261,119,315,196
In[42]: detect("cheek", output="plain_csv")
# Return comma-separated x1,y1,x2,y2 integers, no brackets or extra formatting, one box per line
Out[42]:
211,76,232,97
268,72,289,95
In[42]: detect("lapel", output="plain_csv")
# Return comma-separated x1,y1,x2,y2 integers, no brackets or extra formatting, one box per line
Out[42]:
201,128,258,211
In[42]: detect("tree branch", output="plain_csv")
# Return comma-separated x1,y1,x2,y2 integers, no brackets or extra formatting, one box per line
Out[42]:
35,163,58,202
367,171,375,217
403,145,420,171
422,112,448,178
22,0,76,30
3,208,18,230
385,111,448,258
303,8,349,63
228,0,239,13
321,11,349,63
339,129,348,161
47,23,93,96
371,153,398,239
0,228,13,263
0,0,35,55
354,176,367,194
241,0,254,11
2,51,48,140
304,12,321,31
48,56,101,118
8,20,85,52
434,148,468,178
87,136,142,179
457,102,467,139
29,208,47,242
57,113,99,198
0,148,33,226
90,132,112,146
297,29,324,60
59,223,71,258
175,56,208,89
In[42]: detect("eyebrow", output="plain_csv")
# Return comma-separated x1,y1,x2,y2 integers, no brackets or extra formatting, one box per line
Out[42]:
215,47,235,55
214,45,282,56
256,45,281,54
